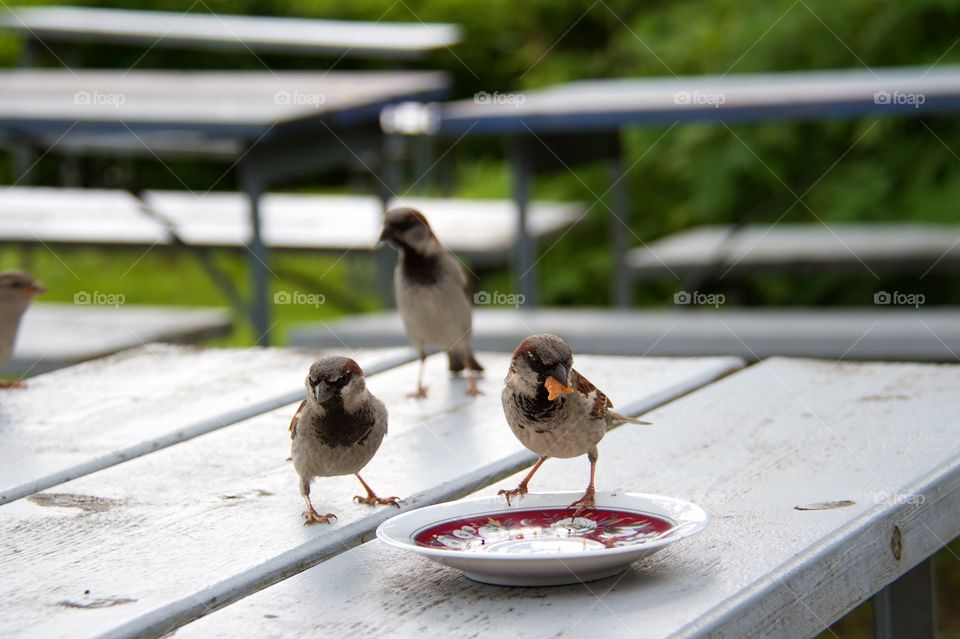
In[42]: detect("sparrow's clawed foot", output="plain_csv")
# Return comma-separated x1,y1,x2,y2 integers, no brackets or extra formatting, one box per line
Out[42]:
568,486,597,515
497,484,528,506
353,493,401,508
466,376,483,396
303,507,338,525
407,385,428,399
354,474,400,508
0,380,26,389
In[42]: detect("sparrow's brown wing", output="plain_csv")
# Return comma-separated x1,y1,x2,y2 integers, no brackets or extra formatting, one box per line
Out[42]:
571,369,612,418
289,399,306,439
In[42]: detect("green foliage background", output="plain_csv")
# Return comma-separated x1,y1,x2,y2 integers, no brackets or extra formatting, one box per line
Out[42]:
3,0,959,318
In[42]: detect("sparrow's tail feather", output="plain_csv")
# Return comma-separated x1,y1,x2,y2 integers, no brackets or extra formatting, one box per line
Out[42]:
609,410,652,426
447,350,484,373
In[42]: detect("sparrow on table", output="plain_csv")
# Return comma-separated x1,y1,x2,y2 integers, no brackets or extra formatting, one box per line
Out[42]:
289,356,399,525
0,270,45,389
499,334,650,512
379,207,483,398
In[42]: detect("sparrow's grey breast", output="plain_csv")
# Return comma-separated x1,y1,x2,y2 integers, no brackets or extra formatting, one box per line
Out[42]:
502,384,607,459
395,249,472,351
292,394,387,479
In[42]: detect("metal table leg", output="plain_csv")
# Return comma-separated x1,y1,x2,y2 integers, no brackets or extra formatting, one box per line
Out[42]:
608,133,631,307
509,137,537,307
238,169,271,345
874,557,936,639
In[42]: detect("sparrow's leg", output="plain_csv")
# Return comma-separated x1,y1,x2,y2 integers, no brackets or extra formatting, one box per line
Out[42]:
498,456,548,505
408,347,428,398
352,473,400,508
569,447,598,514
465,364,483,396
300,479,337,525
0,380,26,389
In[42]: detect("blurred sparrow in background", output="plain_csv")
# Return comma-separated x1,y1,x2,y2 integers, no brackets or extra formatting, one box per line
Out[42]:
380,207,483,397
290,356,399,524
500,334,650,512
0,270,45,388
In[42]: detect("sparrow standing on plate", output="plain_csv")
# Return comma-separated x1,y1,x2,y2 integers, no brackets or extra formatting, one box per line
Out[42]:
379,207,483,397
499,334,650,512
290,356,399,524
0,270,45,388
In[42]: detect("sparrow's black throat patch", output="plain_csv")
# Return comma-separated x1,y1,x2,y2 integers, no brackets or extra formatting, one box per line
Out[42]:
516,383,563,426
311,396,375,447
398,244,441,285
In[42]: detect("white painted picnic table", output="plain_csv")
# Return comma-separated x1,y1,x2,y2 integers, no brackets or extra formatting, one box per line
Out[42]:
627,223,960,278
0,6,461,59
176,357,960,639
0,303,233,376
0,185,581,268
289,307,960,362
0,349,740,638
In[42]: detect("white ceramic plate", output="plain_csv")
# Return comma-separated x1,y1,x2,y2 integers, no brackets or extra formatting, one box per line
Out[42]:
376,491,708,586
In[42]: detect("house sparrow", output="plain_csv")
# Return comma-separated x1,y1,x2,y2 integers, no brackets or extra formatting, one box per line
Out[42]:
379,207,483,398
0,270,45,388
499,334,650,512
289,356,399,525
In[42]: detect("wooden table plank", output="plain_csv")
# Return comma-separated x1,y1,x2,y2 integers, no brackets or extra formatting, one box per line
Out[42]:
384,65,960,135
0,70,448,130
0,345,413,505
144,191,581,255
627,223,960,277
174,357,960,638
0,187,581,259
290,307,960,362
0,354,741,639
0,7,461,58
1,303,233,376
0,187,166,245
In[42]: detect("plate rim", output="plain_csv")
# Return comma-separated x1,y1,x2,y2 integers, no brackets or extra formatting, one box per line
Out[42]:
376,491,709,562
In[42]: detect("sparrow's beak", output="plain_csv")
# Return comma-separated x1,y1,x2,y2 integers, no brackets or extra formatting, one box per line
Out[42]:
548,363,569,386
24,283,46,298
543,363,574,401
313,381,333,404
378,226,393,245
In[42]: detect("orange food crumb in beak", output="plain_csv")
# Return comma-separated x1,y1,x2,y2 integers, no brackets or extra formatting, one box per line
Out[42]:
545,376,574,401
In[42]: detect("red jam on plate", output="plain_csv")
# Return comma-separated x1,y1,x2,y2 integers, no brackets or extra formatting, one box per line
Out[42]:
414,508,674,552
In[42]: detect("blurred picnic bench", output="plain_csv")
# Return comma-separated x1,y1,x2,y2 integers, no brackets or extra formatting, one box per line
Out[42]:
289,306,960,362
0,303,231,377
0,347,956,638
0,68,448,342
0,5,465,343
0,5,460,61
381,65,960,306
0,185,581,315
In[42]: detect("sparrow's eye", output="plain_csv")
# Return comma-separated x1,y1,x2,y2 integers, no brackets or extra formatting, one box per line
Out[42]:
309,377,319,386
